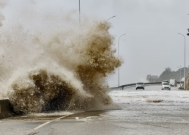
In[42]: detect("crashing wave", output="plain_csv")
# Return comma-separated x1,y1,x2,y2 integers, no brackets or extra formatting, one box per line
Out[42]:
0,1,122,114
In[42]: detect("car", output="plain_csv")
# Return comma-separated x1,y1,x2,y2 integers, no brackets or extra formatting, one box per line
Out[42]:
162,82,171,90
162,80,169,85
136,82,145,90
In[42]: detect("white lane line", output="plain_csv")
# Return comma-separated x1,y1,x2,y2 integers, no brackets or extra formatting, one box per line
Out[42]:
34,114,71,130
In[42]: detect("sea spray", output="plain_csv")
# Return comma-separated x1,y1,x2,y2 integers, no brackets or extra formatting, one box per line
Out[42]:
0,1,122,113
8,68,92,113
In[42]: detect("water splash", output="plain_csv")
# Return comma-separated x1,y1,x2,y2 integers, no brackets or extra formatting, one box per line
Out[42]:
0,1,121,113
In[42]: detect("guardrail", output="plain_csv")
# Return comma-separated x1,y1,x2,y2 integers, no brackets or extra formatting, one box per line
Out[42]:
110,81,182,90
110,82,162,90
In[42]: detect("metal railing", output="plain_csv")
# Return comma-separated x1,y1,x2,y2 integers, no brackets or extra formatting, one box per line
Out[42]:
110,81,182,90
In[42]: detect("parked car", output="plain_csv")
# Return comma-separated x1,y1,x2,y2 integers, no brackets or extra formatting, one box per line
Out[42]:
136,82,145,90
162,82,171,90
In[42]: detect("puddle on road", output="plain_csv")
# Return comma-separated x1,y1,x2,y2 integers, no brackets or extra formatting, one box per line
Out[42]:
146,100,163,103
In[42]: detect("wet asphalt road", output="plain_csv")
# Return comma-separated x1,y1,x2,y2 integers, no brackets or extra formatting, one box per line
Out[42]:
1,85,189,135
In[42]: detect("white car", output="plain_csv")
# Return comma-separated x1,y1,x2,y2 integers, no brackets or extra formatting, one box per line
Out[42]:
162,80,169,85
136,82,145,90
162,82,171,90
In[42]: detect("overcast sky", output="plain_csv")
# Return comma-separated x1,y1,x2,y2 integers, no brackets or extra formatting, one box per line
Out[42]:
6,0,189,87
64,0,189,87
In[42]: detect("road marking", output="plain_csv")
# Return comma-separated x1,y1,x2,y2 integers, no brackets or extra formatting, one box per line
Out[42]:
34,114,72,130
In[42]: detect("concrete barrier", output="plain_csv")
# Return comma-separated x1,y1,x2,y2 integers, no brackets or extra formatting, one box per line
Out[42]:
0,99,14,119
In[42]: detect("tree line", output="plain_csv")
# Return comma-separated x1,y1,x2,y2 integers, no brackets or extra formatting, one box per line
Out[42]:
147,67,189,82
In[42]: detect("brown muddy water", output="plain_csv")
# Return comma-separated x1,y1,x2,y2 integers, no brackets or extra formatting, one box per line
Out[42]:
0,0,122,114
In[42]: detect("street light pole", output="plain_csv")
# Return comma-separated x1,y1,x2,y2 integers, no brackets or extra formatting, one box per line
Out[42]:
79,0,80,24
178,33,186,89
118,33,126,87
107,15,116,21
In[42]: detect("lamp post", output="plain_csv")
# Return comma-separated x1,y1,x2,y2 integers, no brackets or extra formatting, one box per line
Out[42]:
118,33,126,87
79,0,80,24
107,15,116,21
178,33,186,89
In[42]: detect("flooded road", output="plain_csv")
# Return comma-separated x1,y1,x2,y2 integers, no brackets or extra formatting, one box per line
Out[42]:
1,85,189,135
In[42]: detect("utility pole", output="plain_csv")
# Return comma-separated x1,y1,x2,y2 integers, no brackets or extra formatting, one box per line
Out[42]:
79,0,80,24
178,33,186,89
118,33,126,87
